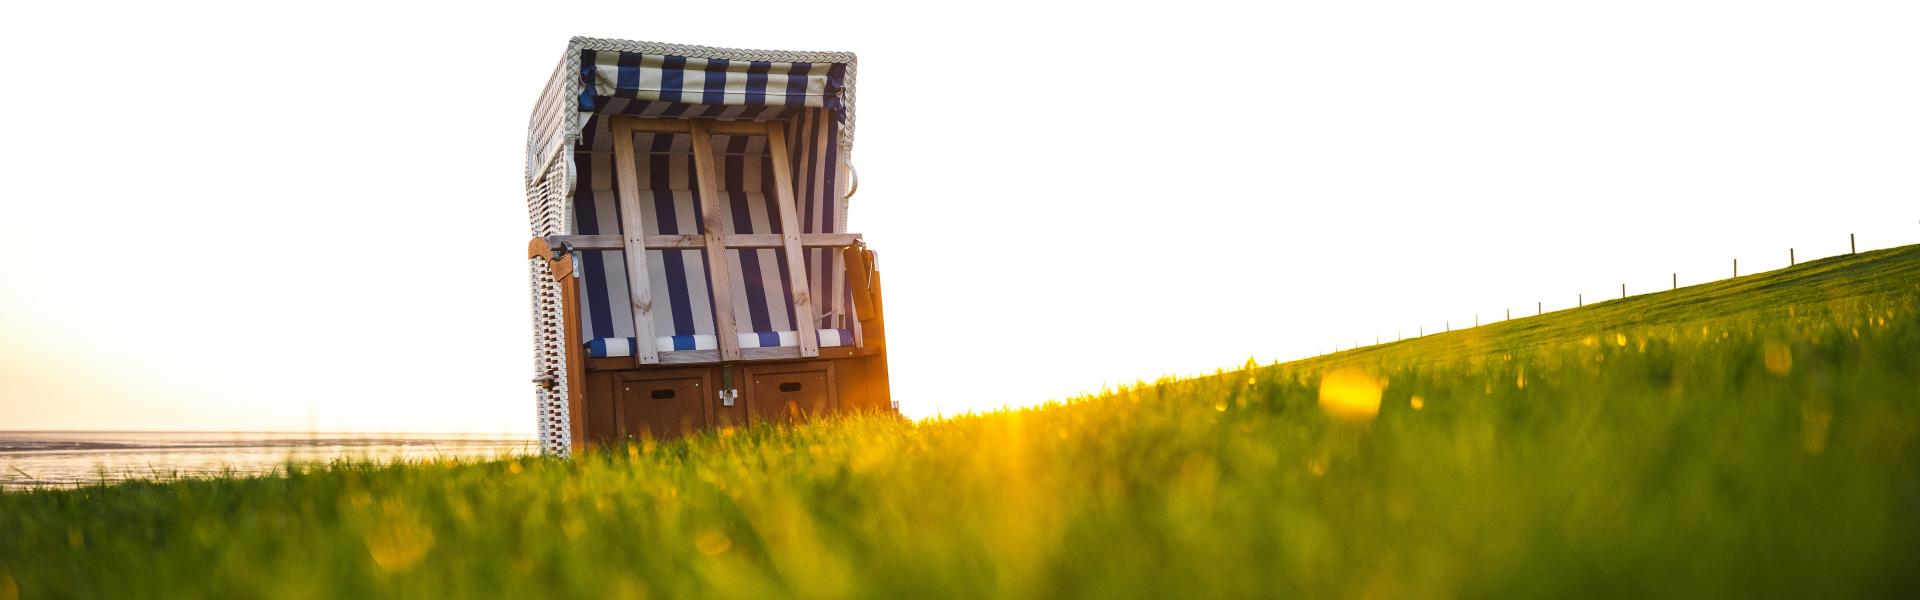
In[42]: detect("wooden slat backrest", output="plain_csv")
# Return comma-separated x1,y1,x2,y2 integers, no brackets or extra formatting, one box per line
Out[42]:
592,116,861,364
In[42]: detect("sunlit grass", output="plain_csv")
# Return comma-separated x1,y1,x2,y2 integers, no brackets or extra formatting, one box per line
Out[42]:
3,246,1919,597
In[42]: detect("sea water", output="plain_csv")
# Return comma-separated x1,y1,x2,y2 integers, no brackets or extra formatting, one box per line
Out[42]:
0,431,535,491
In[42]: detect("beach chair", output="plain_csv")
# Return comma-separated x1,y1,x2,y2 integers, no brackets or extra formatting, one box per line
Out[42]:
524,38,893,455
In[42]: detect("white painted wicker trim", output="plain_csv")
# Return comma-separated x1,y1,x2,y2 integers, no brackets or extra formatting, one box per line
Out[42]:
529,257,572,456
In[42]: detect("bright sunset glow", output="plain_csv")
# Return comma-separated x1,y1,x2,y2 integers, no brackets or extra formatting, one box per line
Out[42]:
4,4,1919,597
2,1,1918,434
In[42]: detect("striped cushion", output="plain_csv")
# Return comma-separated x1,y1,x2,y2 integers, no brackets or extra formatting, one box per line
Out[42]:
585,329,853,359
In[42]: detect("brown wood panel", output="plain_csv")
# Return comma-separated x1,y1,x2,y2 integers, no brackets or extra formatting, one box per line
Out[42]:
583,369,618,446
558,254,590,452
825,355,883,411
613,369,712,441
746,364,835,423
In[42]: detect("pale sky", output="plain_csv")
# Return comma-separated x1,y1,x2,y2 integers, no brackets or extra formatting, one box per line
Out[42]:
2,0,1917,433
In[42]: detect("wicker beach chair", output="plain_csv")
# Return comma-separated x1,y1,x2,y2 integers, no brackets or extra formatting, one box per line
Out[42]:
525,38,892,455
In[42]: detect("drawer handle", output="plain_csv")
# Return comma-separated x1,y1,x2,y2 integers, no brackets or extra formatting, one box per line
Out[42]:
650,389,675,400
778,382,803,393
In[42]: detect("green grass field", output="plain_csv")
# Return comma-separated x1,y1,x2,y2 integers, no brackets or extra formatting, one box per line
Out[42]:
5,246,1920,598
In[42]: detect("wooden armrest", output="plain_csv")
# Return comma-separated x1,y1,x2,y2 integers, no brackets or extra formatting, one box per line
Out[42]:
527,237,574,280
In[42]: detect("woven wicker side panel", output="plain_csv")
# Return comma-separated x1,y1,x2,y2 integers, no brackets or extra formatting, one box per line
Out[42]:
527,51,577,186
527,153,569,237
527,152,574,456
529,257,571,456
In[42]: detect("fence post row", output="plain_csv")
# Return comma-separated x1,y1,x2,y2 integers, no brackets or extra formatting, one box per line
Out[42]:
1367,233,1879,354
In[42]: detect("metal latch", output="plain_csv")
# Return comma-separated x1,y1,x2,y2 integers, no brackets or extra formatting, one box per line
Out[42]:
719,365,738,406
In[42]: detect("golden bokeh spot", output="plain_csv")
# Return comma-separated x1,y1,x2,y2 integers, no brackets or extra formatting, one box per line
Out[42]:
1763,341,1793,376
1409,395,1424,410
363,503,435,572
507,461,523,475
1213,399,1228,412
1614,333,1628,347
695,528,733,556
1246,377,1256,386
1309,459,1327,477
1317,368,1385,421
1515,368,1527,390
1582,335,1598,347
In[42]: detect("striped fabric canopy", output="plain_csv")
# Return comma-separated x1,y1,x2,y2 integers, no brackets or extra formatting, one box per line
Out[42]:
578,49,849,125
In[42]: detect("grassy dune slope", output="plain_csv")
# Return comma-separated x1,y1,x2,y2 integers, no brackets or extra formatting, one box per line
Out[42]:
4,247,1920,598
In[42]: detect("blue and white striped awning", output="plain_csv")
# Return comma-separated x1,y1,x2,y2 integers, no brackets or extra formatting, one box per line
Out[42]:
579,51,849,123
524,38,857,185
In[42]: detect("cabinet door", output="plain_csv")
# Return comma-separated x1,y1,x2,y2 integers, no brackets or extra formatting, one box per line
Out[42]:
748,368,834,423
616,374,709,440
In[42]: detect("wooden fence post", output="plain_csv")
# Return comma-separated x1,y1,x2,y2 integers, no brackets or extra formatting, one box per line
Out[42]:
1579,294,1583,307
1672,273,1677,290
1537,301,1542,315
1791,248,1796,266
1621,283,1626,298
1734,258,1739,278
1851,233,1857,254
